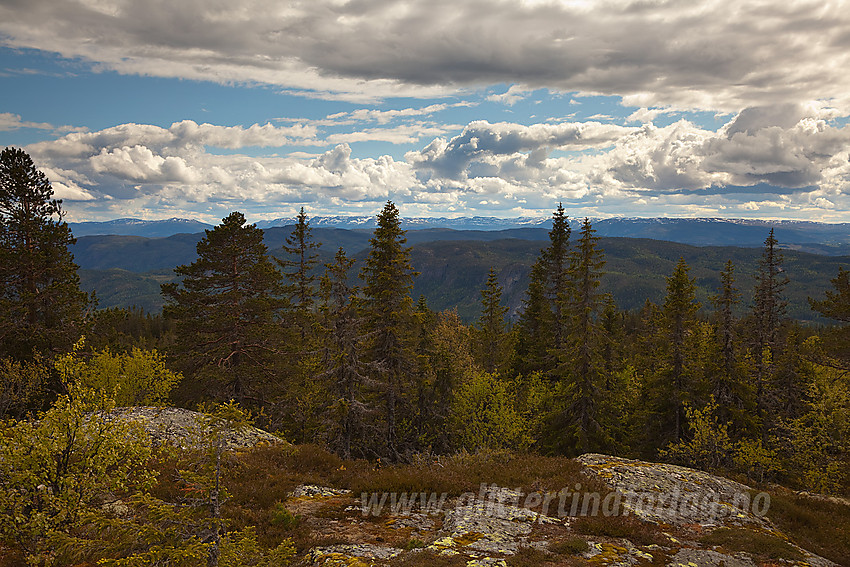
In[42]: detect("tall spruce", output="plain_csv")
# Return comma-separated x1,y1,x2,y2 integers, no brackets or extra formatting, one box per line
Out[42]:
713,260,740,376
514,258,552,376
319,247,369,459
545,203,571,347
710,260,755,432
663,257,701,442
513,204,570,377
360,201,417,458
277,207,320,311
557,218,610,454
751,228,789,430
0,147,89,359
477,267,509,374
161,212,285,404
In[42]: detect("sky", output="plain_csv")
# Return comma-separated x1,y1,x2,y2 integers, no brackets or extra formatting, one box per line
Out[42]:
2,0,850,224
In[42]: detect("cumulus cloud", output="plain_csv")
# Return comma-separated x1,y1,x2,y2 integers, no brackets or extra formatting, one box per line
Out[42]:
21,106,850,222
2,0,850,109
0,113,53,132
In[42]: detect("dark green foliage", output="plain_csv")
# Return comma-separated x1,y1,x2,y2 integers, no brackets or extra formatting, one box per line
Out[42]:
276,208,320,311
552,218,611,455
319,248,370,458
161,212,286,404
360,201,418,458
809,267,850,365
0,147,89,359
662,257,701,442
476,267,510,373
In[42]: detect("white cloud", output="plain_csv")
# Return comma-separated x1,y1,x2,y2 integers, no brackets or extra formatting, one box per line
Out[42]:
0,113,53,132
21,108,850,221
3,0,850,109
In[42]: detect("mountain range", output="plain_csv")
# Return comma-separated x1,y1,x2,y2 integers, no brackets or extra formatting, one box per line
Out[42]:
72,225,850,323
69,216,850,255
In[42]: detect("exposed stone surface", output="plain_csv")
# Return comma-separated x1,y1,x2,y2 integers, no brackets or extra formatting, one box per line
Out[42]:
290,484,352,498
308,544,402,566
578,453,766,528
106,406,286,449
667,548,756,567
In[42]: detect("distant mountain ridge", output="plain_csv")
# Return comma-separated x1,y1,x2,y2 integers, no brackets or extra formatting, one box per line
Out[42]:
70,216,850,255
69,217,214,238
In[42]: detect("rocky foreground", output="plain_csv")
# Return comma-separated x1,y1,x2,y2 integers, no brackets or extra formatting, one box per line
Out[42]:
287,456,836,567
108,408,840,567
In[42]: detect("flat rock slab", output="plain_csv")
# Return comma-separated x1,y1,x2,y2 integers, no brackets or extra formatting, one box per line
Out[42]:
308,544,402,566
107,406,286,450
578,453,766,527
667,548,756,567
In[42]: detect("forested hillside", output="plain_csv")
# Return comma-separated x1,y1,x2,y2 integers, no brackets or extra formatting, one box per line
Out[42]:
76,228,848,321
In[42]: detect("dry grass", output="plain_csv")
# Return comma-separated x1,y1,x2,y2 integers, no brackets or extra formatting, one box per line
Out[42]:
764,489,850,566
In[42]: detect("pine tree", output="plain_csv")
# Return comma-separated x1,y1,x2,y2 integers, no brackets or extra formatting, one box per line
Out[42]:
0,147,89,359
713,260,740,376
477,267,509,374
663,257,701,442
359,201,417,458
161,212,286,404
513,204,570,377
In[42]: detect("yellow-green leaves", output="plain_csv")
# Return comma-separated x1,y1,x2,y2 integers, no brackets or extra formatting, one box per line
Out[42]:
55,340,182,408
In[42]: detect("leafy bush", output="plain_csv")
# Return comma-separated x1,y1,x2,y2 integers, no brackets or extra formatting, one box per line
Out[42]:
55,339,182,407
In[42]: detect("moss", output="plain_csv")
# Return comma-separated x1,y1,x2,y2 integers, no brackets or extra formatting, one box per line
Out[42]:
548,537,589,555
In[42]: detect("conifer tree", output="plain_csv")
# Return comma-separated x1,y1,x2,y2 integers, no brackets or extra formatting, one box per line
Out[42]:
161,212,286,404
554,218,610,454
477,267,510,374
319,248,369,459
545,204,571,347
514,258,552,376
663,257,701,442
710,260,755,432
809,266,850,365
276,207,320,318
751,228,789,429
513,204,570,377
0,147,89,359
360,201,417,458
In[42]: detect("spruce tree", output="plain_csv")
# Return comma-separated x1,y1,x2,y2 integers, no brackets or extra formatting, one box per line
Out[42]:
514,258,552,376
276,207,320,315
360,201,417,458
751,228,789,430
161,212,285,404
545,203,571,347
809,267,850,365
554,218,610,454
710,260,755,434
0,147,89,359
663,257,701,442
477,267,509,374
319,247,369,459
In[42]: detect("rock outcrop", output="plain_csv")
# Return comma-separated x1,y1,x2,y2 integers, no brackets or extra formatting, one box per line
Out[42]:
106,406,286,450
288,454,838,567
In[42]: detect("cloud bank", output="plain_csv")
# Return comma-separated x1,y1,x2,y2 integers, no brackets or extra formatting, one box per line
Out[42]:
2,0,849,109
24,108,850,221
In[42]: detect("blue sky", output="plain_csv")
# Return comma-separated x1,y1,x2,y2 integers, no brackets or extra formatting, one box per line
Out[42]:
2,0,850,223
